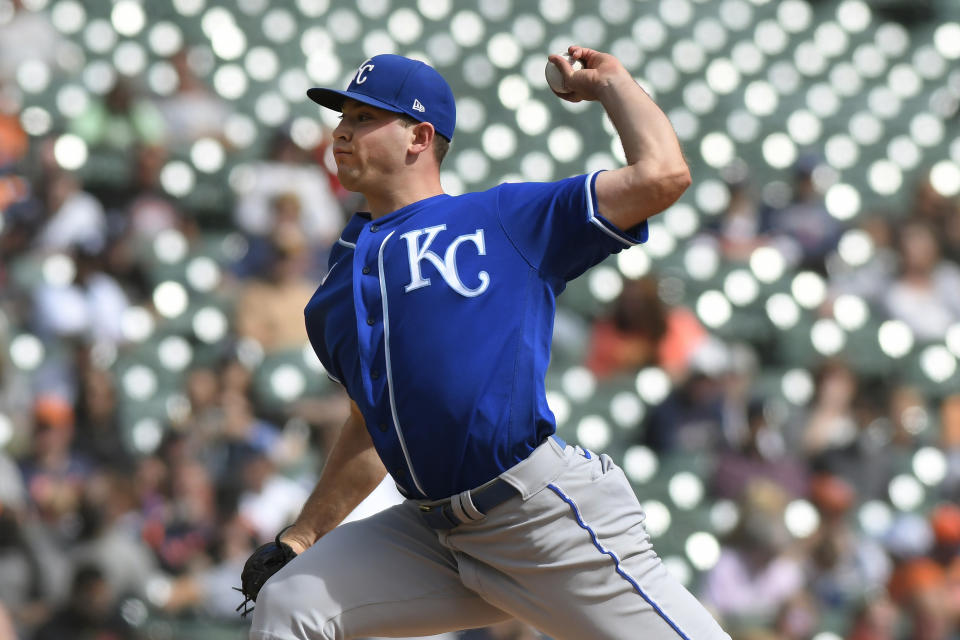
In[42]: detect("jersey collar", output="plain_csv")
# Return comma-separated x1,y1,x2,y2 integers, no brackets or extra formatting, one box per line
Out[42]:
356,193,452,227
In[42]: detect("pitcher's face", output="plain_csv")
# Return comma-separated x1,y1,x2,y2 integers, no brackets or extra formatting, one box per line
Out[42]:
331,100,413,193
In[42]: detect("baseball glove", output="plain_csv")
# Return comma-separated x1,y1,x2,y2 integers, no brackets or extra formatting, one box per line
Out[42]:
234,525,298,618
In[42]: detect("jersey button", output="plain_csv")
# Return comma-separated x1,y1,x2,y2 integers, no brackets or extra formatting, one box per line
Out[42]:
370,224,380,232
366,317,376,326
394,467,406,478
361,266,371,275
378,422,388,432
370,370,380,380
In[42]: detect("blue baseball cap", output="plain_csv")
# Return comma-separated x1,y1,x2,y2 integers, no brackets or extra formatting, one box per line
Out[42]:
308,54,456,141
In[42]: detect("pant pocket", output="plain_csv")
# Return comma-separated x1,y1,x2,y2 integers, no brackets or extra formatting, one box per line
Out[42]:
589,453,617,481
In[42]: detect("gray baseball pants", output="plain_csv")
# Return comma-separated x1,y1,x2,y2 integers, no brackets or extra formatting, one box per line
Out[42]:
249,437,730,640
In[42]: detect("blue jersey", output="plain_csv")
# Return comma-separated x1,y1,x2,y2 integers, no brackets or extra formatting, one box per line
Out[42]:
304,171,648,499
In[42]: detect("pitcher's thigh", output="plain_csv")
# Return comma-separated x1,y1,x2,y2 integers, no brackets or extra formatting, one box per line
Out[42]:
456,455,730,640
250,502,510,640
535,468,728,639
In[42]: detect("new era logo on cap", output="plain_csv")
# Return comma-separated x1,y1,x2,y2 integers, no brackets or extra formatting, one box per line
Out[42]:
306,54,456,141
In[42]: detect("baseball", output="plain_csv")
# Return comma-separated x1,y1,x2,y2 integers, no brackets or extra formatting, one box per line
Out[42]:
545,53,584,94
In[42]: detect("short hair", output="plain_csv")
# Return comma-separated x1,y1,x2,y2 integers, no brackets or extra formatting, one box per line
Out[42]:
399,114,450,167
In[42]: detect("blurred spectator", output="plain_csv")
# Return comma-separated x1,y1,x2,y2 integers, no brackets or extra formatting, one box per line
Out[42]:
888,385,932,448
32,245,130,346
162,514,257,618
32,171,107,253
642,339,736,453
884,513,935,571
887,557,952,640
883,220,960,341
69,472,158,601
826,214,899,303
219,354,256,402
717,343,759,446
763,156,842,272
204,392,281,482
19,395,92,538
70,79,165,152
802,363,914,500
0,89,28,168
0,460,52,635
220,392,280,451
32,564,135,640
157,49,231,145
800,360,860,457
711,399,808,500
237,448,308,543
711,165,764,262
235,230,317,353
929,504,960,567
701,481,805,626
805,474,891,608
881,512,948,638
176,366,222,434
72,359,130,469
847,595,901,640
235,191,313,278
234,130,345,254
113,145,181,238
772,592,820,640
141,458,216,575
912,174,960,256
586,275,707,381
132,455,168,528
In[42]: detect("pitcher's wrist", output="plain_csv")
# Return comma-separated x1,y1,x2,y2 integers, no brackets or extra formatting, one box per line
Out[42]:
596,68,636,102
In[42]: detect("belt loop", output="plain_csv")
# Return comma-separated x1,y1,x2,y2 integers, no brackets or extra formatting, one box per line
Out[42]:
458,489,484,521
450,491,477,524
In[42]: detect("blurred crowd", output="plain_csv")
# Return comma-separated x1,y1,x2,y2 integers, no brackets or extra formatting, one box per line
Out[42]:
2,1,960,639
0,6,545,640
580,160,960,638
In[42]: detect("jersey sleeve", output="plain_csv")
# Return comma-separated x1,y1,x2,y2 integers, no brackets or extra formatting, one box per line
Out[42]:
496,171,649,282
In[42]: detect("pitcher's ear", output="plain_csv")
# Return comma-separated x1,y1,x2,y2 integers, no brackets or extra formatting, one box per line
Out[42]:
409,121,435,156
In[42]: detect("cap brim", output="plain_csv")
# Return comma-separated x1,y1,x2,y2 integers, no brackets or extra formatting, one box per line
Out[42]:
306,88,404,115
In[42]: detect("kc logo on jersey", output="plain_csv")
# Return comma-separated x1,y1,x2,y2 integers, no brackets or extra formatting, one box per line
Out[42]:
400,225,490,298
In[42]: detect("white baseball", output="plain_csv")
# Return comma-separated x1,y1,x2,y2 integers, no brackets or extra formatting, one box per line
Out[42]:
545,53,584,94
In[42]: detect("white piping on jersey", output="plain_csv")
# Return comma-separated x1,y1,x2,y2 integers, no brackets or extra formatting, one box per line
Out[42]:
326,371,342,385
320,258,343,286
377,230,428,497
337,237,357,249
584,170,640,247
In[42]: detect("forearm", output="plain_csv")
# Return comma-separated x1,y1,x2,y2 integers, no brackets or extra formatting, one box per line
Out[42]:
552,46,691,227
283,404,387,552
599,73,687,176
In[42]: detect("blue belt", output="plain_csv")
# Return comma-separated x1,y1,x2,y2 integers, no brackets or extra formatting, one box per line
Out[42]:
418,435,566,530
418,477,519,529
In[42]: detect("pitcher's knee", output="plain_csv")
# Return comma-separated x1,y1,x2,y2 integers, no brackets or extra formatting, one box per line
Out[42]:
250,577,308,639
250,573,341,640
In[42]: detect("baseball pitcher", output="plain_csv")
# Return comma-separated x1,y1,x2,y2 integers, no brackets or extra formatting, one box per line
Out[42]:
241,46,730,640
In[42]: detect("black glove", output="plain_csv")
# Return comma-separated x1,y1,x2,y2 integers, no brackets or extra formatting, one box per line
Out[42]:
235,525,298,618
